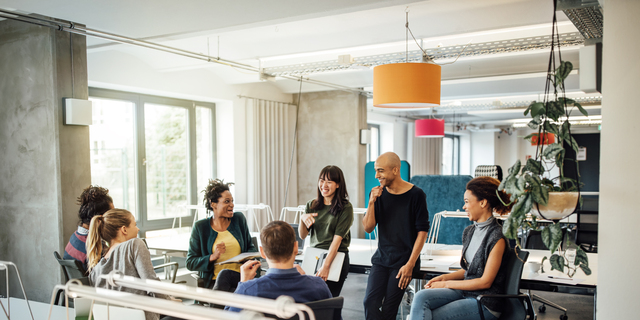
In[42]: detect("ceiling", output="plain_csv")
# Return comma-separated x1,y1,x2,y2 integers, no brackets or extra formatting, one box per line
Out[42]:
0,0,604,127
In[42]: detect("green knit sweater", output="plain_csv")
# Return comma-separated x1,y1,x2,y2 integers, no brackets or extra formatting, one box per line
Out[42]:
186,212,256,288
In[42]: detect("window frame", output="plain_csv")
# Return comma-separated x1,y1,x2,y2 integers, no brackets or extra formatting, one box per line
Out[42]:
367,123,381,163
89,88,216,235
443,134,461,175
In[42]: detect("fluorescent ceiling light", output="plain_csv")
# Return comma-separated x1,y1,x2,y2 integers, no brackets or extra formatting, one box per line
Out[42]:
468,105,601,115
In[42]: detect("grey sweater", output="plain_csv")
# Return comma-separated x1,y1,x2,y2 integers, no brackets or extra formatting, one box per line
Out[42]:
89,238,168,320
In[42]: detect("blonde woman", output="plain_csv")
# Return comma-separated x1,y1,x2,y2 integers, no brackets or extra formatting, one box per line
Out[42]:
87,209,179,320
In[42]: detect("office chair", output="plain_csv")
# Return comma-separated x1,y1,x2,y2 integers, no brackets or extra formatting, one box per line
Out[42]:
474,165,504,181
53,251,90,305
267,296,344,320
523,229,568,318
476,247,535,320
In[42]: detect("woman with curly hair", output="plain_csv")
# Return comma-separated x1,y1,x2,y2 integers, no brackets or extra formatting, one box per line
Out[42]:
64,185,113,271
408,176,513,320
186,179,256,294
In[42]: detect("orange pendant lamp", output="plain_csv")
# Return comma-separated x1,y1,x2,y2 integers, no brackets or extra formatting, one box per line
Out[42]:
373,62,441,108
531,133,555,146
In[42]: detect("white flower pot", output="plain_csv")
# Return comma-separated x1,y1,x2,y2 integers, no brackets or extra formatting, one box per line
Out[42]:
531,192,579,220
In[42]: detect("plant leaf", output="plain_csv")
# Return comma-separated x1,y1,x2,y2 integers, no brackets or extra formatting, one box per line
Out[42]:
575,102,589,117
540,256,547,273
528,115,542,130
579,264,592,276
511,193,532,221
555,61,573,85
523,158,544,175
555,149,566,168
507,159,521,177
549,254,565,272
541,227,551,250
544,121,559,135
502,216,518,239
548,223,563,253
542,143,564,160
575,247,589,267
569,136,580,154
530,102,546,117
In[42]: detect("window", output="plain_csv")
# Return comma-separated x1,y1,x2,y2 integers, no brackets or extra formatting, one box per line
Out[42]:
367,124,381,163
89,88,216,234
442,134,460,175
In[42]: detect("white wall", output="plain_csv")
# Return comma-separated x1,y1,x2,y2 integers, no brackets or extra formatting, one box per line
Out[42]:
367,111,409,161
88,50,293,204
598,0,640,317
470,131,495,174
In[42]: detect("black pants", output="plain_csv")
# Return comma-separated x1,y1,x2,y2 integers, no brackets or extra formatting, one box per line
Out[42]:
210,269,241,309
325,252,350,297
363,264,406,320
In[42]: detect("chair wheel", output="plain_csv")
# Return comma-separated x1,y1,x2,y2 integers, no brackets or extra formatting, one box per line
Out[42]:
560,315,568,320
538,305,546,313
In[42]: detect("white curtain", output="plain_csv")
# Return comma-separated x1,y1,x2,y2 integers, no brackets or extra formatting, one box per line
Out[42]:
408,122,443,176
245,98,298,232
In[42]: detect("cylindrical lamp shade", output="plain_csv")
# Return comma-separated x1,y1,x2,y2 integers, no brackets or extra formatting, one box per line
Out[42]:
373,62,441,108
531,133,555,146
415,119,445,138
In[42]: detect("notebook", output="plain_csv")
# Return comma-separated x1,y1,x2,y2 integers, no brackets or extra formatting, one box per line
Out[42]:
300,247,345,282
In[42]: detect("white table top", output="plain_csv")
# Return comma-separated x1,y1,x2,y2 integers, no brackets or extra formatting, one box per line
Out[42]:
0,297,74,320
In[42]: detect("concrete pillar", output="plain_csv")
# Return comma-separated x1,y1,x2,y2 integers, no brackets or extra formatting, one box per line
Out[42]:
0,18,90,302
598,0,640,317
296,90,367,237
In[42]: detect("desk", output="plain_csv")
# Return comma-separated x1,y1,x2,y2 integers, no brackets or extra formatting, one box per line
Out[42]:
0,297,74,320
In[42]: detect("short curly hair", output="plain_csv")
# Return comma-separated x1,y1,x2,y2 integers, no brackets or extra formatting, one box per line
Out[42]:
77,185,113,225
202,179,234,212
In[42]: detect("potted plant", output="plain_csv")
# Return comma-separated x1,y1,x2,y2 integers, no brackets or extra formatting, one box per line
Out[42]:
497,2,591,278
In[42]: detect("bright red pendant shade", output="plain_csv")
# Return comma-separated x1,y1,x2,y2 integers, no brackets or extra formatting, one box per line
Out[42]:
415,119,445,138
531,133,555,146
373,63,441,108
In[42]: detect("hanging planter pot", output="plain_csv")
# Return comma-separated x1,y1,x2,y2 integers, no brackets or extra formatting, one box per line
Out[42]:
530,192,579,220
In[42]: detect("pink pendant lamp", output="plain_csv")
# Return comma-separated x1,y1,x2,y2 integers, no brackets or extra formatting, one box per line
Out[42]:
415,119,445,138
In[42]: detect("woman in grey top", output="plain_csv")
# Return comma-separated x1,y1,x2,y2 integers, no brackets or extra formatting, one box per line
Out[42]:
409,177,512,320
87,208,177,320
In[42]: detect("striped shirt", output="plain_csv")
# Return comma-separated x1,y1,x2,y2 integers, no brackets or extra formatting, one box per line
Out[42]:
64,226,89,271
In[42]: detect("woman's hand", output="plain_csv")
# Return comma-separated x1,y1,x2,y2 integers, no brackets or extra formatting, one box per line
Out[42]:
425,275,445,289
301,213,318,229
294,264,305,275
315,265,330,281
209,242,226,262
425,280,447,289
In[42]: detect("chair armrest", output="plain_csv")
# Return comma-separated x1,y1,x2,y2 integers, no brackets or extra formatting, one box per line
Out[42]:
475,293,535,320
154,261,179,283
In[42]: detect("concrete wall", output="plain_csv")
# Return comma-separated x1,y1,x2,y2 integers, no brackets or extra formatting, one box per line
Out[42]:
0,19,90,302
296,91,367,237
598,0,640,317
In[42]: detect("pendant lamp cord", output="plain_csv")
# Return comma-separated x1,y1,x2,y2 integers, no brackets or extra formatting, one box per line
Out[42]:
283,76,303,211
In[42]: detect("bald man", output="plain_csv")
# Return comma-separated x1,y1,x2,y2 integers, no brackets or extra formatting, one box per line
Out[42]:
362,152,429,320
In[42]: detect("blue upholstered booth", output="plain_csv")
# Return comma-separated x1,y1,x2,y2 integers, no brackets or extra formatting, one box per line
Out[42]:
410,175,474,245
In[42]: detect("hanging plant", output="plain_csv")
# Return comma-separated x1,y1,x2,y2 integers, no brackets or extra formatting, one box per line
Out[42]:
498,0,591,278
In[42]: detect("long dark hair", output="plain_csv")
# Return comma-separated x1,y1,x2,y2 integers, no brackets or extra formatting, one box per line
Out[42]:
466,176,513,215
310,165,349,216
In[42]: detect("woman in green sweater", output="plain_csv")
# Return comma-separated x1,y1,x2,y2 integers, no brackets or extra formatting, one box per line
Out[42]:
186,179,256,291
299,165,354,297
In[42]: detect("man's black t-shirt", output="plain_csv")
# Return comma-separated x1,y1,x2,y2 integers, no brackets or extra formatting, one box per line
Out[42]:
371,185,429,270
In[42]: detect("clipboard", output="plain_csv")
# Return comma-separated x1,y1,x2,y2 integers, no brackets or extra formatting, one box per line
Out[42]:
300,247,345,282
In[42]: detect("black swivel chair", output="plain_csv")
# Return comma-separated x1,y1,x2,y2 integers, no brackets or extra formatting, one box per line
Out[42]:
267,296,344,320
477,247,535,320
523,229,568,318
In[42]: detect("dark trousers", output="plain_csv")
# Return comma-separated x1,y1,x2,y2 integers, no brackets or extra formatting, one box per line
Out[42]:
326,252,350,297
211,269,241,309
363,264,406,320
